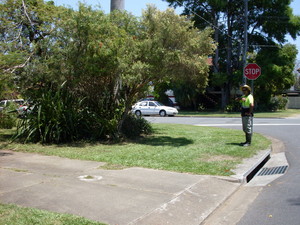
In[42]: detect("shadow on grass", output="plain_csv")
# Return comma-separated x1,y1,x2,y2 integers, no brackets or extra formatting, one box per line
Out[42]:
55,136,194,148
53,142,96,148
226,142,242,146
0,132,14,151
0,134,14,142
53,139,131,148
138,136,193,147
0,143,9,149
0,129,193,148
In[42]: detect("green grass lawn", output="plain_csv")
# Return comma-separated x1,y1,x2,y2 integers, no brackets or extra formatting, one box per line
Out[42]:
178,109,300,118
0,203,106,225
0,123,270,176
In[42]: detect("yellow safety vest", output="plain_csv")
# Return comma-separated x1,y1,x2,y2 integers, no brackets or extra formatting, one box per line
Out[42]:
241,94,254,108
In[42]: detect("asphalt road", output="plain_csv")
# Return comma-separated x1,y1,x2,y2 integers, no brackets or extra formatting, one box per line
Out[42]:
146,115,300,225
238,117,300,225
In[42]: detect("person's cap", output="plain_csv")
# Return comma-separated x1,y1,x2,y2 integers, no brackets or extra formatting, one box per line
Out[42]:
240,84,251,92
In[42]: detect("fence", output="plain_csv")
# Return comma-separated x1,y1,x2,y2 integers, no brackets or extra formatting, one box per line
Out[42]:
288,96,300,109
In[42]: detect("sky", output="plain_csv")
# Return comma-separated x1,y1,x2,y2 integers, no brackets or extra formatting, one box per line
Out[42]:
52,0,181,15
52,0,300,60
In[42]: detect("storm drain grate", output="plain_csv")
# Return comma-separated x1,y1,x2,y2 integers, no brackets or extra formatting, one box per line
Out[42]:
257,166,288,176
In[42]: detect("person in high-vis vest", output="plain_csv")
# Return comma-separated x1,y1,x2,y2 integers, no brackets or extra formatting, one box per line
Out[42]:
236,85,254,147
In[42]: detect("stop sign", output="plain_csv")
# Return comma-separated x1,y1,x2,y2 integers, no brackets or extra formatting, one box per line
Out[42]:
244,63,261,80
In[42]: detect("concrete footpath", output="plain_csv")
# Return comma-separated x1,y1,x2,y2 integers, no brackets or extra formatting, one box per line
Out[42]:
0,147,272,225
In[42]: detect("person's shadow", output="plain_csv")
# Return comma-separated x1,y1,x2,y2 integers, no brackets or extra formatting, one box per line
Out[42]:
226,142,242,146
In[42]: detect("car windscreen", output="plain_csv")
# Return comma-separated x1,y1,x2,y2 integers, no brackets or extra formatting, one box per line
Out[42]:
139,102,148,106
15,100,24,105
154,101,164,106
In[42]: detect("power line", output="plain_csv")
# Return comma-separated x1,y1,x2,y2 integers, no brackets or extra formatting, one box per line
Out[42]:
173,0,235,40
173,0,289,49
251,45,279,48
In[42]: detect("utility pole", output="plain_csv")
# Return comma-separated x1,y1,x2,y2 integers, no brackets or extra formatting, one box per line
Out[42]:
111,0,124,12
110,0,125,103
242,0,248,85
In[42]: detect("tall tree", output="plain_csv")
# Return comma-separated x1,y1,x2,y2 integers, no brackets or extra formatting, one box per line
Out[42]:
62,4,215,138
115,6,216,129
164,0,300,108
62,5,215,136
254,44,297,107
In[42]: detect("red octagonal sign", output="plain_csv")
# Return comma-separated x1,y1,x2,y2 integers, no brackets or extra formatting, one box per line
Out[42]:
244,63,261,80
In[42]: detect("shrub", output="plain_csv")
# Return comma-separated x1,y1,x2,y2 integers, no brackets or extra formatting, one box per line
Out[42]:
14,82,127,143
0,104,17,129
0,112,16,129
14,83,93,143
121,114,153,139
225,100,240,112
269,96,288,111
256,95,288,111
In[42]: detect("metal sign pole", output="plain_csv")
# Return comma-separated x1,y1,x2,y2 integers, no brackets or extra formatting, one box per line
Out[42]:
243,0,248,85
251,79,254,134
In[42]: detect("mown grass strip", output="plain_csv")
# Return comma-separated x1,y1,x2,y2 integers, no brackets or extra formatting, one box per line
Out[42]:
0,124,270,176
0,203,106,225
178,109,300,118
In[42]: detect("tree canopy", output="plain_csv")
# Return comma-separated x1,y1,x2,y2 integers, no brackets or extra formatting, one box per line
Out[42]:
254,43,297,107
0,0,215,142
164,0,300,107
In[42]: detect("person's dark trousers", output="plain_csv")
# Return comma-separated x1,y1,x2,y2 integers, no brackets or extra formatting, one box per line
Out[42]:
241,116,253,146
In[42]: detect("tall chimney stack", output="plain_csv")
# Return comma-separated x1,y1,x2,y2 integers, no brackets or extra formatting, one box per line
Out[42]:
111,0,124,12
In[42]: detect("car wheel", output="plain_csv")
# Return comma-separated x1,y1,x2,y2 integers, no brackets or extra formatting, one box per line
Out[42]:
135,110,142,117
159,110,166,117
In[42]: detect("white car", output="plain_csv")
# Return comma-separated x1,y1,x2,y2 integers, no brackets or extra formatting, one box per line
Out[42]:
0,99,24,112
131,101,178,117
0,99,33,116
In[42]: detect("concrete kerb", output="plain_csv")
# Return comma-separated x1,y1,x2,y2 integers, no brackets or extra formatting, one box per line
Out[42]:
230,135,287,184
231,148,271,183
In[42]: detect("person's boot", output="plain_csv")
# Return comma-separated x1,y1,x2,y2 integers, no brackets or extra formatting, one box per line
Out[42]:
243,134,252,147
240,134,248,146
